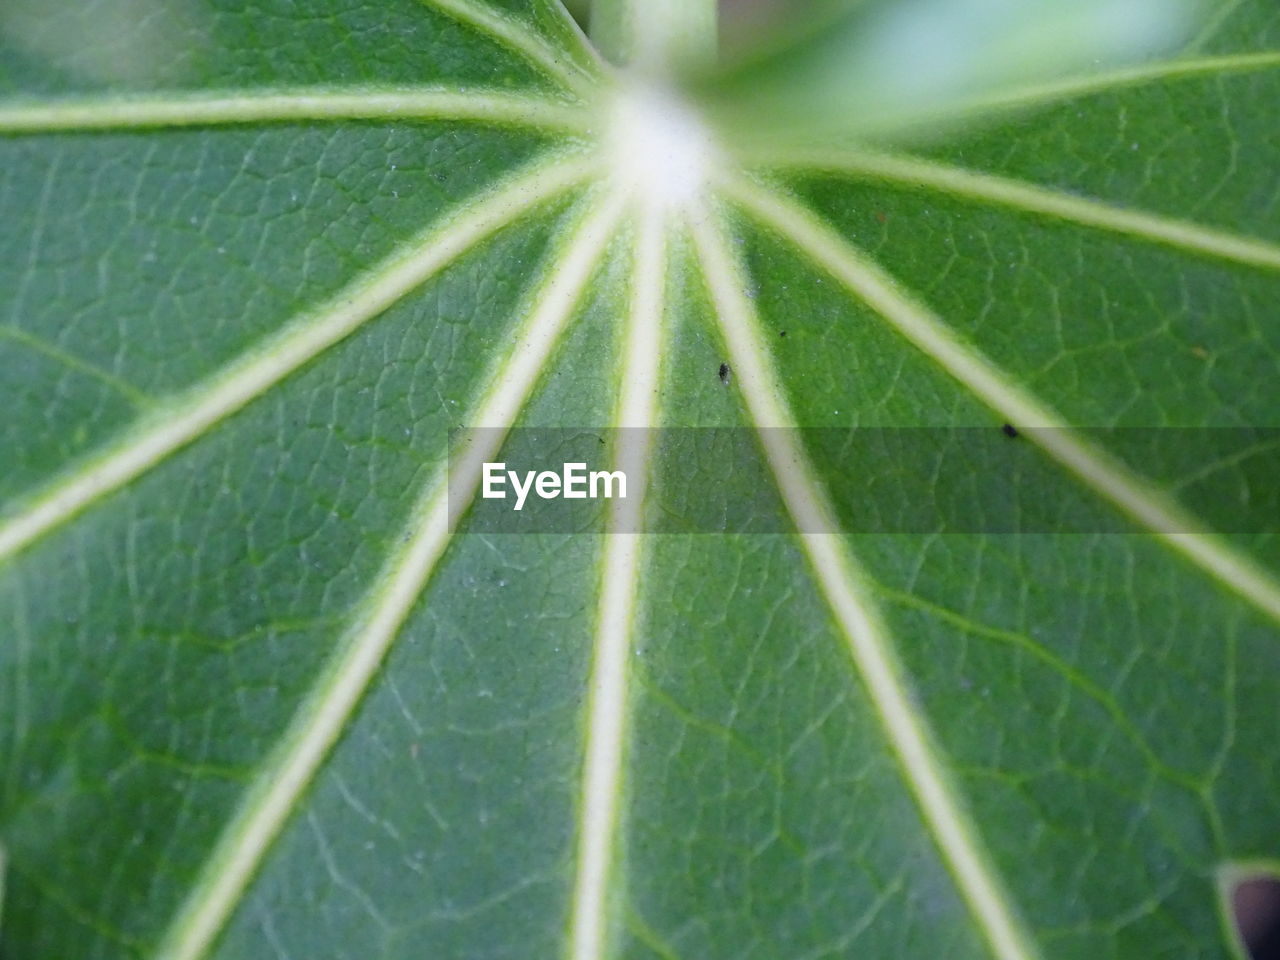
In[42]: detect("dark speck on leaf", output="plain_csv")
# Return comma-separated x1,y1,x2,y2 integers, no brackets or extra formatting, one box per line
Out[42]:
718,362,731,385
1002,423,1019,438
779,330,787,338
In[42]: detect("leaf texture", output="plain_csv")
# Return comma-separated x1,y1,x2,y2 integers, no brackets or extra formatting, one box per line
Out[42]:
0,2,1277,959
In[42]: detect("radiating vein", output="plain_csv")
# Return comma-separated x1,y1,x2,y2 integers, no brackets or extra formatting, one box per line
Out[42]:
742,147,1280,273
722,173,1280,627
688,201,1041,960
801,51,1280,140
949,50,1280,119
0,88,591,135
0,151,597,566
153,186,628,960
569,198,666,960
418,0,601,97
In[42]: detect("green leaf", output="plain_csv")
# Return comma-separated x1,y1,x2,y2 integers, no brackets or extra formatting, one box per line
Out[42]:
1,2,1278,959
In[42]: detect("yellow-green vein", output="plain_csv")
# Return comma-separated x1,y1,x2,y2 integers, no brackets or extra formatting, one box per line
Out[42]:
0,88,592,136
419,0,603,97
722,172,1280,628
569,197,667,960
741,146,1280,273
0,150,598,566
153,185,629,960
688,200,1042,960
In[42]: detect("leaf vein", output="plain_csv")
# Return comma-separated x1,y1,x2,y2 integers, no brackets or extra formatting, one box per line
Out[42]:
569,196,667,960
742,147,1280,273
0,325,152,407
947,51,1280,121
417,0,601,97
722,173,1280,628
0,89,591,136
688,197,1042,960
0,150,597,566
871,583,1205,791
153,184,629,960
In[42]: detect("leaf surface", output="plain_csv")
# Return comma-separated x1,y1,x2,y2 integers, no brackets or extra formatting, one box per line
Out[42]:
1,2,1277,959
